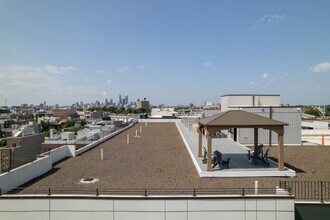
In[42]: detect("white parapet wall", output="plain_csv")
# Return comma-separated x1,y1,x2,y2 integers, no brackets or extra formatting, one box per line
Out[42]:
0,156,52,194
138,119,182,123
302,130,330,136
0,196,295,220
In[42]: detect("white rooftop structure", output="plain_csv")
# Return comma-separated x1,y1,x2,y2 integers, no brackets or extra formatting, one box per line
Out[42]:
151,107,177,118
221,94,281,111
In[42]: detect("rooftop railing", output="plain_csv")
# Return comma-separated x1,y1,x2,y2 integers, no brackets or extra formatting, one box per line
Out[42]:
279,180,330,203
0,187,287,197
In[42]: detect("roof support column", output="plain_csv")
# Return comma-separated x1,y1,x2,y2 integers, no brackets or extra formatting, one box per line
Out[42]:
254,128,258,152
198,127,202,157
207,132,212,171
278,130,284,171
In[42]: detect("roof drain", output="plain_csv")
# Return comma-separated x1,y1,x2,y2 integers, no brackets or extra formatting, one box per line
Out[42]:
79,177,99,184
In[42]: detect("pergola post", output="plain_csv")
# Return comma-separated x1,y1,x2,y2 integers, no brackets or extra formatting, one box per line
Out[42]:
254,128,258,151
278,129,284,171
206,130,212,171
198,127,202,157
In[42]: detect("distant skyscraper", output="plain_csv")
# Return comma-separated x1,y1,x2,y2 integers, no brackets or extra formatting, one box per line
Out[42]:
118,95,122,106
124,95,129,105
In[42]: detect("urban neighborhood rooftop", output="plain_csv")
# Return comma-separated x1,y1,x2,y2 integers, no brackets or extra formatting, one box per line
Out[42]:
16,122,330,193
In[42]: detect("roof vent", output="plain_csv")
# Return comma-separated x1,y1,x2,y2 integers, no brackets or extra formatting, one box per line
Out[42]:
79,177,99,184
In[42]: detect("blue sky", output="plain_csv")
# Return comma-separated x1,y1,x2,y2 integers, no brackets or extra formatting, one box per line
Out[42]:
0,0,330,106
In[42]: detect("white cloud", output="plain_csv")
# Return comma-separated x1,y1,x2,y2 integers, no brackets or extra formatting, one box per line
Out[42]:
117,66,130,73
43,65,77,74
107,80,112,84
283,72,290,77
260,72,279,84
102,91,107,96
138,65,146,69
250,14,286,31
0,64,103,105
204,62,211,67
250,81,258,85
262,73,269,79
309,61,330,73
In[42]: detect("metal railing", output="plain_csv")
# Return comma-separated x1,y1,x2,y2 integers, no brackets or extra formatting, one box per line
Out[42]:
279,180,330,203
0,187,285,197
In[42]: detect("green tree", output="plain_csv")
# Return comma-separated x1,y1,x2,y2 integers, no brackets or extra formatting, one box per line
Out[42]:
80,119,87,127
40,120,51,132
306,107,321,117
0,138,7,147
63,120,75,128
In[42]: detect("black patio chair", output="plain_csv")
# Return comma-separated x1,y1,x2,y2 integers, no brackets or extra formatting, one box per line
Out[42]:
247,144,270,166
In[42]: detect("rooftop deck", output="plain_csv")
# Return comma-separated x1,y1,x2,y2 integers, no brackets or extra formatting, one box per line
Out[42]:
176,122,296,177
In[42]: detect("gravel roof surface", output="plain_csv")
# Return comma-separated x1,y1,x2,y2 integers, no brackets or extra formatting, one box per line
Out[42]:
19,123,330,192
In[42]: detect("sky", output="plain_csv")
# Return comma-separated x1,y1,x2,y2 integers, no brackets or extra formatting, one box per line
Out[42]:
0,0,330,106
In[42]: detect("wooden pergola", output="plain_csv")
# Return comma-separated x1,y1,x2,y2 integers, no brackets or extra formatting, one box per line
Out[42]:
197,110,288,171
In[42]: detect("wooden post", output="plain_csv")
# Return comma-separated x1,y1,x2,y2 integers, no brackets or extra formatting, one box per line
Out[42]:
254,128,258,151
321,134,325,147
207,132,212,171
140,126,142,134
198,127,202,157
101,149,103,160
278,131,284,171
127,134,129,144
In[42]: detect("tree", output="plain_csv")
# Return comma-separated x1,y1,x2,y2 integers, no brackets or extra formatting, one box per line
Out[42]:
63,120,75,128
40,120,51,132
0,138,6,147
305,107,321,117
80,119,87,127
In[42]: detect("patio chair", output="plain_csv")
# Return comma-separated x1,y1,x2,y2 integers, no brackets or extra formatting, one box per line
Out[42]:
247,144,270,166
212,150,222,169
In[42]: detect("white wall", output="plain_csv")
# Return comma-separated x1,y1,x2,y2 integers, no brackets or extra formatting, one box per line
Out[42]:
0,197,294,220
138,119,181,123
302,130,330,136
0,156,52,194
221,95,281,110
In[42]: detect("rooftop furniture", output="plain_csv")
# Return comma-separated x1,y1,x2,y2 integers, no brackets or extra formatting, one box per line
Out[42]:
247,144,270,166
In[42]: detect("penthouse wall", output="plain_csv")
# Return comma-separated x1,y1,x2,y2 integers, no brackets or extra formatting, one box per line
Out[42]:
237,107,301,146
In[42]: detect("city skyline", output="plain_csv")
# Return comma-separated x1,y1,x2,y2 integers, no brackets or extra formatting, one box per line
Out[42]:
1,1,330,106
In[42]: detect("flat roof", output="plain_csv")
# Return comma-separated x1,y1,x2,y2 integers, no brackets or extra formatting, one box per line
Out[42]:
16,122,330,193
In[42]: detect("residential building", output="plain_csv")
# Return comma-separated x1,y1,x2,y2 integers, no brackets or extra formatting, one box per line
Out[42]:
1,132,44,172
136,98,150,109
151,108,177,118
52,108,78,120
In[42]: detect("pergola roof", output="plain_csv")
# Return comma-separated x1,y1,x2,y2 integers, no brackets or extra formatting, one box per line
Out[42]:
198,110,288,128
